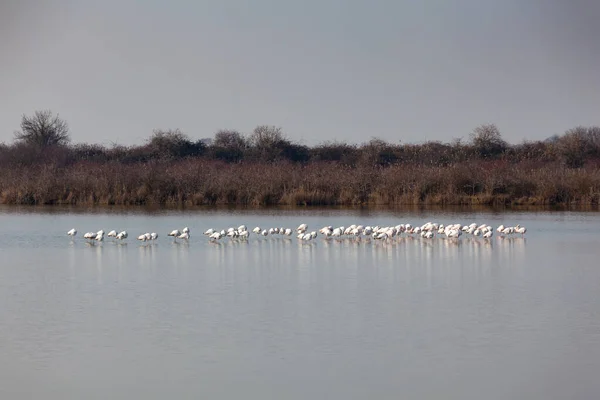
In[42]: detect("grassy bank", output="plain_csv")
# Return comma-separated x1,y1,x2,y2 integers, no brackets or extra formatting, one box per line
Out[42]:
1,159,598,206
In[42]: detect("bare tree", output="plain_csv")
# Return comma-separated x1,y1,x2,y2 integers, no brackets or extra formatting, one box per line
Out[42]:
213,129,247,149
147,128,189,148
210,129,248,162
14,110,71,148
469,123,507,158
248,125,287,148
556,126,600,168
247,125,290,161
146,128,205,159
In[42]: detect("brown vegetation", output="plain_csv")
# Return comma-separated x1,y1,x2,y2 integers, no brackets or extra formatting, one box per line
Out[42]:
1,112,599,207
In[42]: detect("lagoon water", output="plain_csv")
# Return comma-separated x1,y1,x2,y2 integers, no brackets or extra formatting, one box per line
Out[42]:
1,206,599,399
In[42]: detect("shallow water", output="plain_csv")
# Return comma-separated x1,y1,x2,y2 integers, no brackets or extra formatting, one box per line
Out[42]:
1,206,599,399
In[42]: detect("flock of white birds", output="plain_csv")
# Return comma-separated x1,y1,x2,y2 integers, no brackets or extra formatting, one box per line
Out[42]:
66,222,526,243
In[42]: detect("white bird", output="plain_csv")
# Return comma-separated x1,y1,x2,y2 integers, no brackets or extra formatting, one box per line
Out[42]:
67,228,77,237
209,232,223,240
107,230,117,238
95,231,104,241
446,229,460,238
178,232,190,240
137,233,148,241
297,223,308,233
116,231,128,240
150,232,158,240
204,228,215,236
514,225,527,235
168,229,180,237
227,230,238,238
182,227,190,234
375,232,388,240
252,227,261,234
83,232,96,240
483,231,493,239
319,226,332,234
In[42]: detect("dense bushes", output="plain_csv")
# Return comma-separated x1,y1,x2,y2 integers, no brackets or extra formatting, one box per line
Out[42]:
1,115,600,206
0,159,598,206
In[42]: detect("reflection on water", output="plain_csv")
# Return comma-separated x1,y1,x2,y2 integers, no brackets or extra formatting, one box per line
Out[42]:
0,208,599,400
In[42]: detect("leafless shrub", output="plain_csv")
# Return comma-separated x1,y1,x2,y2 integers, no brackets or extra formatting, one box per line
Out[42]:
470,123,507,159
14,110,70,148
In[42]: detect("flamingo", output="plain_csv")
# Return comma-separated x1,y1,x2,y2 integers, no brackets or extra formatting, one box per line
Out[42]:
116,231,128,240
67,228,77,237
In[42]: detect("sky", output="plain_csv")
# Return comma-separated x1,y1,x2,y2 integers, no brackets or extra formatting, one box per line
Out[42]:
1,0,599,147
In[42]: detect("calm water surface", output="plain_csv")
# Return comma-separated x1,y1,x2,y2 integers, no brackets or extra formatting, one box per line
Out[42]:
1,206,599,399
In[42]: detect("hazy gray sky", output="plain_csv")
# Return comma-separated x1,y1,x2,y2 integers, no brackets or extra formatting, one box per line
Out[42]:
1,0,599,146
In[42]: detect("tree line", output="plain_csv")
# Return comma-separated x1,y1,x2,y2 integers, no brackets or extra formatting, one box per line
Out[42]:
0,110,599,206
2,109,600,168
